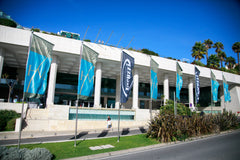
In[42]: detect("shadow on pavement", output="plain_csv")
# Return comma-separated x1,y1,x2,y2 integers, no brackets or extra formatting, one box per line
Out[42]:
97,130,108,137
139,127,147,133
70,131,88,139
121,128,130,135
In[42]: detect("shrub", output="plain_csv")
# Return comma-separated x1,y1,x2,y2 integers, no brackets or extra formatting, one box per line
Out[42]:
31,28,40,32
212,110,238,131
191,60,205,67
160,100,191,116
83,39,91,42
0,18,17,28
0,147,21,160
147,110,238,142
0,146,52,160
0,110,20,131
5,117,18,131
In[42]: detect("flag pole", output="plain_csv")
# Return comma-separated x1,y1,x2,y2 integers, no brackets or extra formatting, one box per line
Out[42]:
18,93,25,149
117,103,121,142
174,91,176,116
150,57,152,120
175,62,178,116
194,66,197,110
18,32,34,149
118,50,123,142
210,70,213,115
74,41,83,147
74,100,79,147
222,72,226,112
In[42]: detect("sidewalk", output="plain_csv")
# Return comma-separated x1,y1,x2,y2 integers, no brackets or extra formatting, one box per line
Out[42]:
0,126,148,146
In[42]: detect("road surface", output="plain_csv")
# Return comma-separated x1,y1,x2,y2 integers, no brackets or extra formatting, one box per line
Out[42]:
99,130,240,160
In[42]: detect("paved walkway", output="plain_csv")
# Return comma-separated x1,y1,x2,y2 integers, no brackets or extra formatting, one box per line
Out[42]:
0,126,147,146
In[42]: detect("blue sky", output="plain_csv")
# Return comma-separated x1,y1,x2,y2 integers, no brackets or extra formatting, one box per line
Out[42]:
1,0,240,64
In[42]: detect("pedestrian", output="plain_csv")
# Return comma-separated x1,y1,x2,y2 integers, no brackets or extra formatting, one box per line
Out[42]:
107,116,112,129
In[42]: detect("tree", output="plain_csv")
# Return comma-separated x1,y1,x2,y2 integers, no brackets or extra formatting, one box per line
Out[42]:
0,18,17,28
207,54,220,69
225,56,236,69
203,39,213,61
83,39,91,42
141,48,159,56
191,42,206,61
213,42,224,54
217,51,226,68
232,42,240,73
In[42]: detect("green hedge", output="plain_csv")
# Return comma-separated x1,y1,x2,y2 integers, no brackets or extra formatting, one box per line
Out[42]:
0,18,17,28
159,100,192,116
0,110,20,131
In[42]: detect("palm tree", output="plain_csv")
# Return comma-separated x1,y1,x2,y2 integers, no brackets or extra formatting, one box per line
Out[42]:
207,54,220,69
225,56,236,69
232,42,240,73
191,42,206,61
217,51,226,68
203,39,213,61
213,42,224,54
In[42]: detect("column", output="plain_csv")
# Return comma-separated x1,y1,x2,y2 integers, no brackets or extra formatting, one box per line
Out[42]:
0,48,5,80
132,69,139,109
163,73,169,104
46,56,58,106
188,78,194,108
104,96,108,108
94,62,102,108
115,75,120,109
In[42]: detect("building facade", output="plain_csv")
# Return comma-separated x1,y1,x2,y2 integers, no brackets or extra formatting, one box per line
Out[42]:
0,25,240,131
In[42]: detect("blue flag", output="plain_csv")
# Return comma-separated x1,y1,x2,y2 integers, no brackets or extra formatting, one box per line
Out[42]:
77,44,99,100
150,58,158,100
120,51,134,103
24,34,54,98
195,67,200,103
223,75,231,102
211,71,219,103
176,62,183,100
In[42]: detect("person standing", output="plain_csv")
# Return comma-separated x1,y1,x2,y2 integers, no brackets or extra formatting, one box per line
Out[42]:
107,116,112,129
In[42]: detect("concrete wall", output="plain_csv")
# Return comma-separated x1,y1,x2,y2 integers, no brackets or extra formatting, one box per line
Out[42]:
22,119,148,131
0,102,28,114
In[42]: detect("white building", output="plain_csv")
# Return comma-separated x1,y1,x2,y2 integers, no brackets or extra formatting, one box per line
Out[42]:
0,25,240,131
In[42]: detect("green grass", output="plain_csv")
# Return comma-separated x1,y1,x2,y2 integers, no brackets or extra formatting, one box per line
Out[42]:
14,134,159,160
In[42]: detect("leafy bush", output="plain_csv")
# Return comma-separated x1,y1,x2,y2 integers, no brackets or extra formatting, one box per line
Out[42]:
160,100,191,116
0,146,53,160
0,147,21,160
0,18,17,28
147,110,238,143
5,117,18,131
191,60,205,67
212,110,238,131
31,28,40,32
0,110,20,131
83,39,91,42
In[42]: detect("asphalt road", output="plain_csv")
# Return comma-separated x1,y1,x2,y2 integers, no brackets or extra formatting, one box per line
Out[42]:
0,127,147,146
99,130,240,160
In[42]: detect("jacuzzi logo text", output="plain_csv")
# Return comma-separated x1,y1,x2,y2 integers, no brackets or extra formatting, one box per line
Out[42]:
120,52,134,103
122,58,132,97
